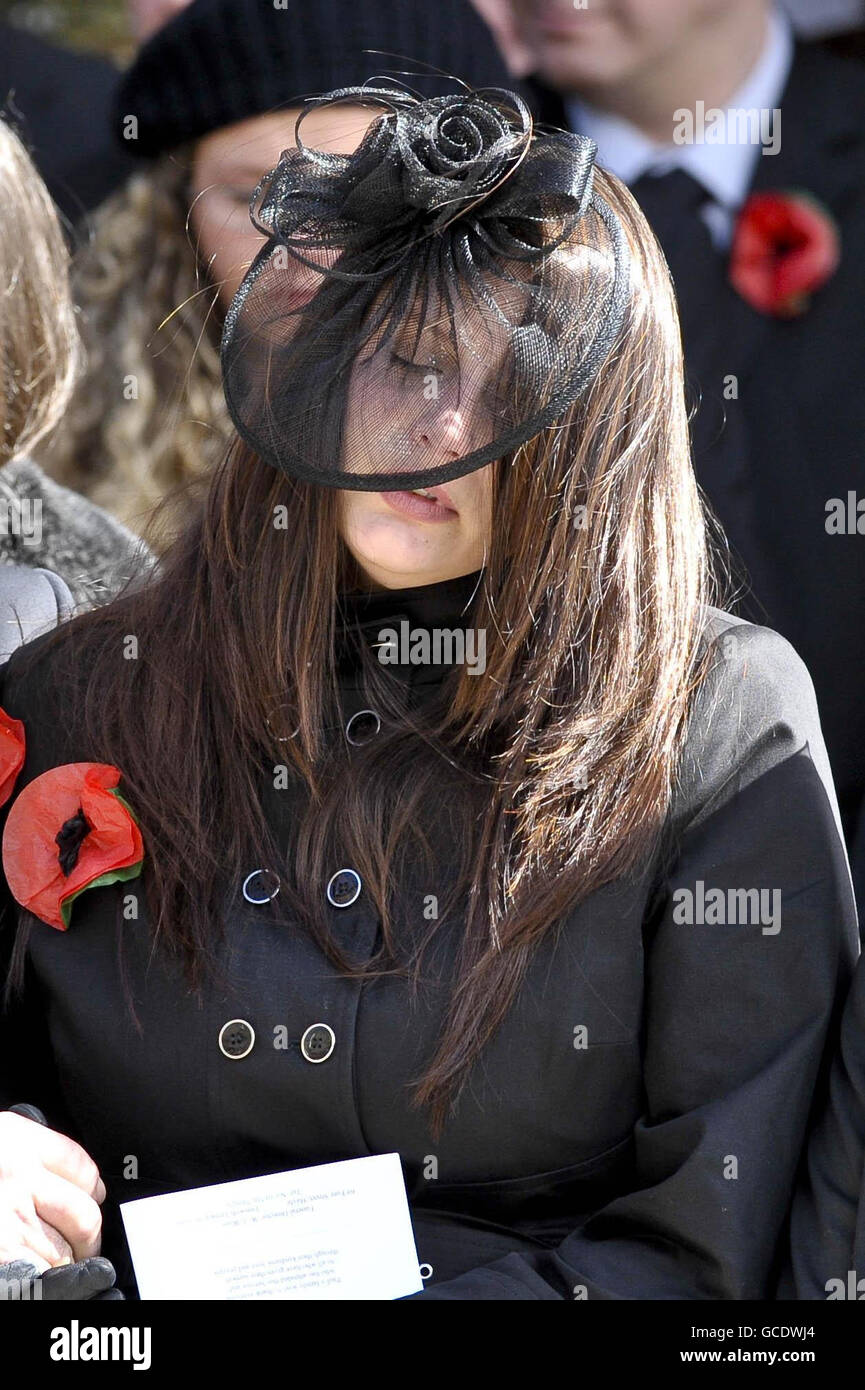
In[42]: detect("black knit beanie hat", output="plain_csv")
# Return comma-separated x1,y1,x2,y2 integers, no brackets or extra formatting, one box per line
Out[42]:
113,0,524,158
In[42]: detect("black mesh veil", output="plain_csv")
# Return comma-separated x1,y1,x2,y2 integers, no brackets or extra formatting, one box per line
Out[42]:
220,84,631,492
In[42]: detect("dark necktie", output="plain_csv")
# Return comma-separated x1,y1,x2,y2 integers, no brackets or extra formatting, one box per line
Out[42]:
629,168,760,612
629,167,725,348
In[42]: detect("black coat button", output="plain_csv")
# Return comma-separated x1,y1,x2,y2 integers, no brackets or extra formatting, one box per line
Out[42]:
300,1022,336,1063
326,868,361,907
242,869,281,904
345,709,381,746
266,703,299,742
218,1019,255,1059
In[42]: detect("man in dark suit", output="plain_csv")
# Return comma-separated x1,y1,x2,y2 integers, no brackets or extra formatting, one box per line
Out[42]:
493,0,865,909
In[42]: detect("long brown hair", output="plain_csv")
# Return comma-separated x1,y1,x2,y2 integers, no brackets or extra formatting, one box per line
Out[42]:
16,170,716,1136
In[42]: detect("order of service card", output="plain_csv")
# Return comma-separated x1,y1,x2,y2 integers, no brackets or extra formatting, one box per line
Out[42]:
120,1152,424,1300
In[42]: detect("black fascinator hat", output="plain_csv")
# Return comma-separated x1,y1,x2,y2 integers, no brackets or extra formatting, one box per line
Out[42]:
220,84,631,492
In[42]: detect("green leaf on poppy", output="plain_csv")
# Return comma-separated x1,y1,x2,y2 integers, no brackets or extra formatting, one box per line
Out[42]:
55,782,144,929
107,787,141,823
59,858,144,930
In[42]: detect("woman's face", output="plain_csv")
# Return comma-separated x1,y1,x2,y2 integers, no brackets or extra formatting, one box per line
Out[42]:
189,105,376,305
339,464,495,591
336,286,520,590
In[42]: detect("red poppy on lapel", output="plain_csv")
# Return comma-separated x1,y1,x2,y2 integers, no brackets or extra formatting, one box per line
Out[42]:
0,707,26,806
2,763,144,930
730,191,840,318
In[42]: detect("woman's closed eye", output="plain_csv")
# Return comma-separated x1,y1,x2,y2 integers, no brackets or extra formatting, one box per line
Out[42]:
389,350,507,418
390,351,446,379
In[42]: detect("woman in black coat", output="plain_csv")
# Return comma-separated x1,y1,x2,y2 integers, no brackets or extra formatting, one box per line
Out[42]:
781,952,865,1300
0,85,857,1301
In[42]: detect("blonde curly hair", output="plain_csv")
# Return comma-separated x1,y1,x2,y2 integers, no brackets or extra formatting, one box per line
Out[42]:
0,119,82,466
41,152,232,548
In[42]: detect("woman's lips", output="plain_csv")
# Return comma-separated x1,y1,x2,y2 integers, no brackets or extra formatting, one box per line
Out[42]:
379,487,458,522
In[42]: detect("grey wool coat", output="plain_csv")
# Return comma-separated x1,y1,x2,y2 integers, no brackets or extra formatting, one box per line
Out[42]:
0,457,153,614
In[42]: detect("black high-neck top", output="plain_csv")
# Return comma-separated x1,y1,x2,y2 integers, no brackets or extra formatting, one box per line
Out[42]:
336,569,484,700
339,569,482,636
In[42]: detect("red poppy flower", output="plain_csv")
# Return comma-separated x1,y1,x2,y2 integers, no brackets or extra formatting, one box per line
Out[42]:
2,763,144,931
730,191,840,318
0,706,25,806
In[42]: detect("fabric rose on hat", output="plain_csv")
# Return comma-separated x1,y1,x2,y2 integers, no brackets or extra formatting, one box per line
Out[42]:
393,93,520,220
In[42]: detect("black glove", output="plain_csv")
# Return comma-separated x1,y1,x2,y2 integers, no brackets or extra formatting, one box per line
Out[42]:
0,1256,124,1300
6,1103,48,1125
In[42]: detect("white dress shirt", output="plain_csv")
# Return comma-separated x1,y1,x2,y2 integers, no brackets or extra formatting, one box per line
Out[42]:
565,7,795,249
